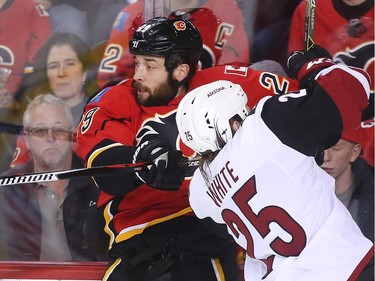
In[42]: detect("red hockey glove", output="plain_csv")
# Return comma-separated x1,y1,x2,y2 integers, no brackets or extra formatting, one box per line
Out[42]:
133,140,186,190
287,45,334,87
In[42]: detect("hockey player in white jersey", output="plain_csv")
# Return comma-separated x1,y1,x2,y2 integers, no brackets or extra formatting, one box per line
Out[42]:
175,46,374,280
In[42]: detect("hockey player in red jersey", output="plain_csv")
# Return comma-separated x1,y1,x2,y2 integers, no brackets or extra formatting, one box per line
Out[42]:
76,17,297,280
288,0,374,167
176,46,373,281
96,0,250,88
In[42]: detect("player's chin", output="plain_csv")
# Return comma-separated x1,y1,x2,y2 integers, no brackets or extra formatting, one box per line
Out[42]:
135,92,150,105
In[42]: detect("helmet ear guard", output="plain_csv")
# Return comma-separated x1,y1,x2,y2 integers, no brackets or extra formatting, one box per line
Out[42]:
176,80,249,155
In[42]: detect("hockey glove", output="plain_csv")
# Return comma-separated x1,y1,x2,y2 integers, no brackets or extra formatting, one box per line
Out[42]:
287,45,334,87
133,140,186,190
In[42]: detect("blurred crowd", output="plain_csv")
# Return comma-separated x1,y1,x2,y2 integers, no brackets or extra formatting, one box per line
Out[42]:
0,1,372,279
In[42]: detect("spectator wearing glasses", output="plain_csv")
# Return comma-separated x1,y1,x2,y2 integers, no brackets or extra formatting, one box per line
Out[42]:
0,94,108,261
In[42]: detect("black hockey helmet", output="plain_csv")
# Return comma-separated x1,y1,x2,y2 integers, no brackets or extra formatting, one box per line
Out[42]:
129,17,203,71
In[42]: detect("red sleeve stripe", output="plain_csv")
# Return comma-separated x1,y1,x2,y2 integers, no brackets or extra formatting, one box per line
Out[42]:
347,245,374,281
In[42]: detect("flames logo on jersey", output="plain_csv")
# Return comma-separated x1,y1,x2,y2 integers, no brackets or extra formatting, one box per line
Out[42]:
135,111,197,177
334,42,374,92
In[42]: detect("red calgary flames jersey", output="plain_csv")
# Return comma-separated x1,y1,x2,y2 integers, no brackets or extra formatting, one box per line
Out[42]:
76,65,297,243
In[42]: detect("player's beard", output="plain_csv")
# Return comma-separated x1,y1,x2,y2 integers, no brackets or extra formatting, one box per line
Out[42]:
133,75,179,107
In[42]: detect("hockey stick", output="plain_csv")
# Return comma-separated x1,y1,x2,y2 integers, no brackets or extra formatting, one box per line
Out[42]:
304,0,316,51
0,163,147,187
0,121,23,135
0,158,200,187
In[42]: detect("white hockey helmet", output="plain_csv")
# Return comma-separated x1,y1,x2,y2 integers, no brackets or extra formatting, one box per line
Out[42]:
176,80,249,154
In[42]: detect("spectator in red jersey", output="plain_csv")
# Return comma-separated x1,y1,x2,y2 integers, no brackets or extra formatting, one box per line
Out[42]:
96,0,250,88
0,0,51,172
288,0,374,166
0,0,51,110
320,128,374,281
0,0,51,111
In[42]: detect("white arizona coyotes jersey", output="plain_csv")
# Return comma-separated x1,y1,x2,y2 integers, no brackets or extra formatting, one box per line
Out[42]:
189,97,373,281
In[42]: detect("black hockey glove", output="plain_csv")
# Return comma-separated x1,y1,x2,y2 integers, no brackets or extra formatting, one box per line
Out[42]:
287,45,334,87
133,140,186,191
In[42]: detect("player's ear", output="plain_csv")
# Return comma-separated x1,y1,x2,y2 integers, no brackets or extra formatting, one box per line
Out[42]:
173,63,190,82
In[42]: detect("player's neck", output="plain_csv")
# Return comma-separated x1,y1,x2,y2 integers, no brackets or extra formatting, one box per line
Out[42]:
175,85,187,98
